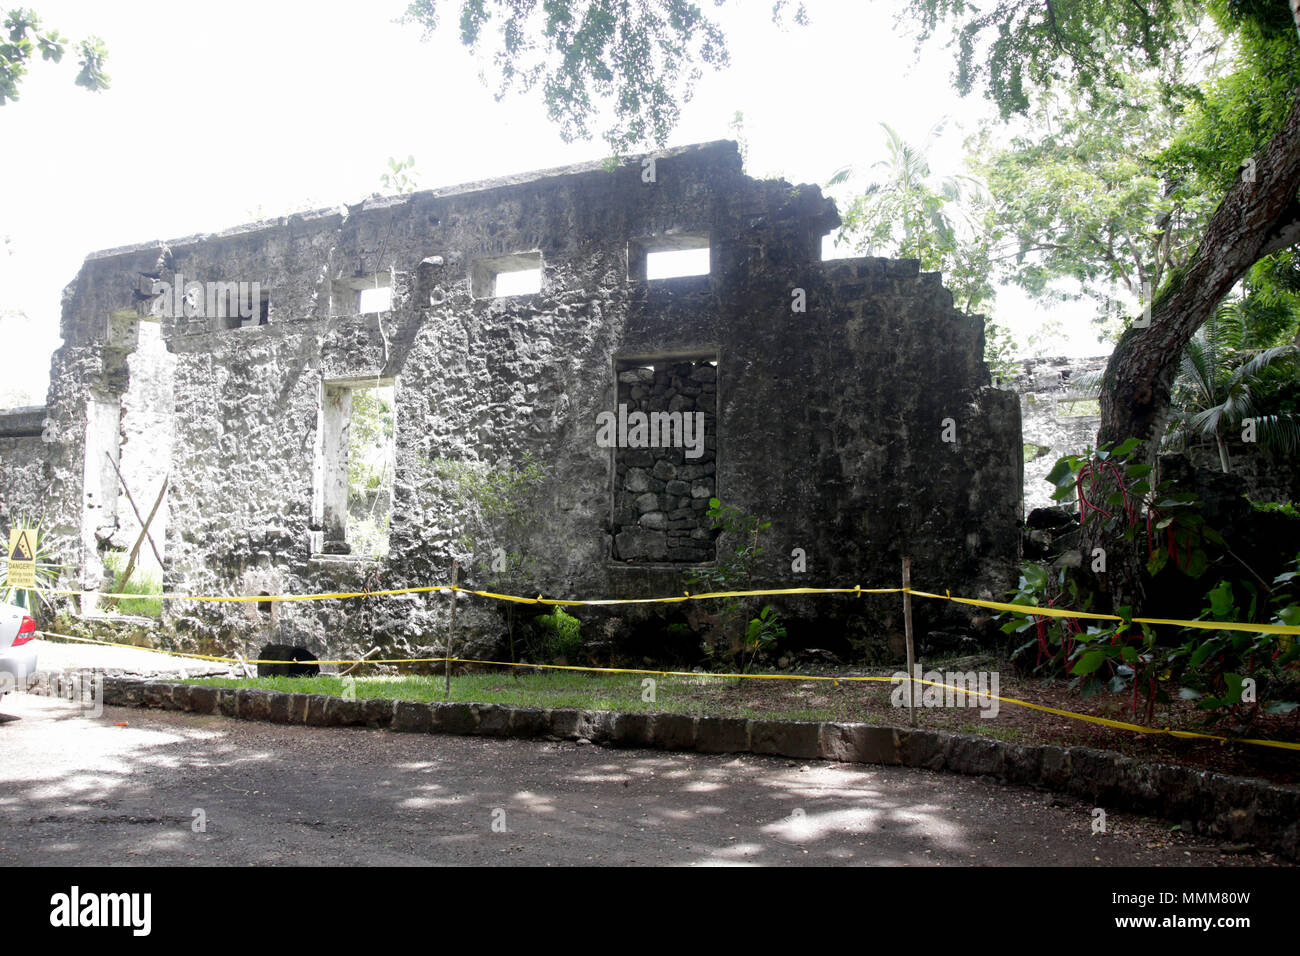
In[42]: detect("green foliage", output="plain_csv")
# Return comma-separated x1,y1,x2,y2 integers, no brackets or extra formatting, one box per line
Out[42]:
381,155,419,194
346,387,395,558
745,604,785,656
1161,2,1300,202
1046,438,1222,580
1171,561,1300,719
400,0,807,153
1002,561,1168,718
900,0,1300,366
984,320,1019,383
0,514,66,615
901,0,1206,119
1,7,109,105
347,388,394,492
1016,442,1300,723
830,120,996,316
425,452,549,664
103,550,161,618
524,606,583,664
1249,499,1300,519
684,497,782,673
427,453,547,563
1165,304,1300,469
968,75,1214,341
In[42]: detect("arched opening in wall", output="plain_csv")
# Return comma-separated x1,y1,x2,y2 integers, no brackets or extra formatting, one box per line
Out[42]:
255,643,320,678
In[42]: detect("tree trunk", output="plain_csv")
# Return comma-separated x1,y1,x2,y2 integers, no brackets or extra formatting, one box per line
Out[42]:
1087,88,1300,611
1216,433,1230,474
1098,89,1300,456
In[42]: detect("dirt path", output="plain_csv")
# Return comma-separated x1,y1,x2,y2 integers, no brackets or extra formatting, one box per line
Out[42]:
0,695,1286,866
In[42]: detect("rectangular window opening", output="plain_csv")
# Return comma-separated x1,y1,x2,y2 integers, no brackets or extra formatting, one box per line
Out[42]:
358,284,393,314
471,251,544,298
646,247,709,280
218,287,270,330
629,233,710,281
821,232,855,261
313,379,395,558
332,273,393,316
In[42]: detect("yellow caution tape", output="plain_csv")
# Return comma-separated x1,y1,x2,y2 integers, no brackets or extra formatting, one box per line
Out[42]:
32,631,1300,752
29,581,1298,635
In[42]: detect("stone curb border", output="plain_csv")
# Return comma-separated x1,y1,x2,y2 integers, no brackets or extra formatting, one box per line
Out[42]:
81,676,1300,861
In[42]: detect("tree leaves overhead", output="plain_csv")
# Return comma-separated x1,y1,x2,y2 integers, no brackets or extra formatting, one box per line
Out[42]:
0,7,109,105
830,120,996,316
402,0,805,152
902,0,1204,118
973,75,1216,331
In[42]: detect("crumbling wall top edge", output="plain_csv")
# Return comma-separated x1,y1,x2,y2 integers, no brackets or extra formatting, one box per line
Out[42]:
78,139,744,266
410,138,741,202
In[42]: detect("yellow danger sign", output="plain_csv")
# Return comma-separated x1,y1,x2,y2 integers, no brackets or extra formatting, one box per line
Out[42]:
7,528,36,589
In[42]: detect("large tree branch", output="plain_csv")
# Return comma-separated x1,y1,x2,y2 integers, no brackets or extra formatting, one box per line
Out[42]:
1098,88,1300,453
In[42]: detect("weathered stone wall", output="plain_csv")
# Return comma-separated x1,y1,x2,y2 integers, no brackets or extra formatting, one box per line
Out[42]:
0,407,50,533
1015,355,1108,512
1186,439,1300,505
29,141,1023,663
110,322,175,578
612,357,718,563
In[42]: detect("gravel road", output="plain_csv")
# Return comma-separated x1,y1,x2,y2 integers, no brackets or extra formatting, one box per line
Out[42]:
0,694,1285,866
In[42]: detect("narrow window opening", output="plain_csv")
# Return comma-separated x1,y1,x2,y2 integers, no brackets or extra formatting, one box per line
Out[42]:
358,284,393,314
332,274,393,315
313,379,395,558
471,252,544,298
646,247,710,279
628,233,710,281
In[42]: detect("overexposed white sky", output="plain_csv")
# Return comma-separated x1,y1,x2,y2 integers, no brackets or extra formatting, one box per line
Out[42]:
0,0,1104,405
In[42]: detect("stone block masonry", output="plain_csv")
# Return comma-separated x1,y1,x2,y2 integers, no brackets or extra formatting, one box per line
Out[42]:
6,140,1023,665
611,356,718,562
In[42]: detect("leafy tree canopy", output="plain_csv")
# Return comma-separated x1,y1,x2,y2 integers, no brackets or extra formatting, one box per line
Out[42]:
1,7,108,105
401,0,806,152
902,0,1207,118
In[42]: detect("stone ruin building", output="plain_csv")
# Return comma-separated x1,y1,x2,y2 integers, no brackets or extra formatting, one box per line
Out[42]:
0,141,1023,665
1015,355,1108,513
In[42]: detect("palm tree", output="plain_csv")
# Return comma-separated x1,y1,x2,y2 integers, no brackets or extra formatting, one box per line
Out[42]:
828,120,992,312
1165,304,1300,472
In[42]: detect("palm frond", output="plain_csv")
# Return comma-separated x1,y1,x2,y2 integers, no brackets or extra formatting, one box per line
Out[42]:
1248,412,1300,455
1233,344,1298,381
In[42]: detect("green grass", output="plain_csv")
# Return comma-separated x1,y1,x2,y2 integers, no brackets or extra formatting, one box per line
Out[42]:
959,721,1024,741
183,671,849,721
104,551,162,617
1057,398,1101,418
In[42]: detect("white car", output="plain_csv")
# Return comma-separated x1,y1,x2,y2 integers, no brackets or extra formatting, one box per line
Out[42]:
0,601,37,695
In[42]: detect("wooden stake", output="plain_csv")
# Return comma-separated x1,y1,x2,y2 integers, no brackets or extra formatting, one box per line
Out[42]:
105,454,165,568
903,556,917,728
104,476,168,610
444,559,458,699
340,647,380,677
